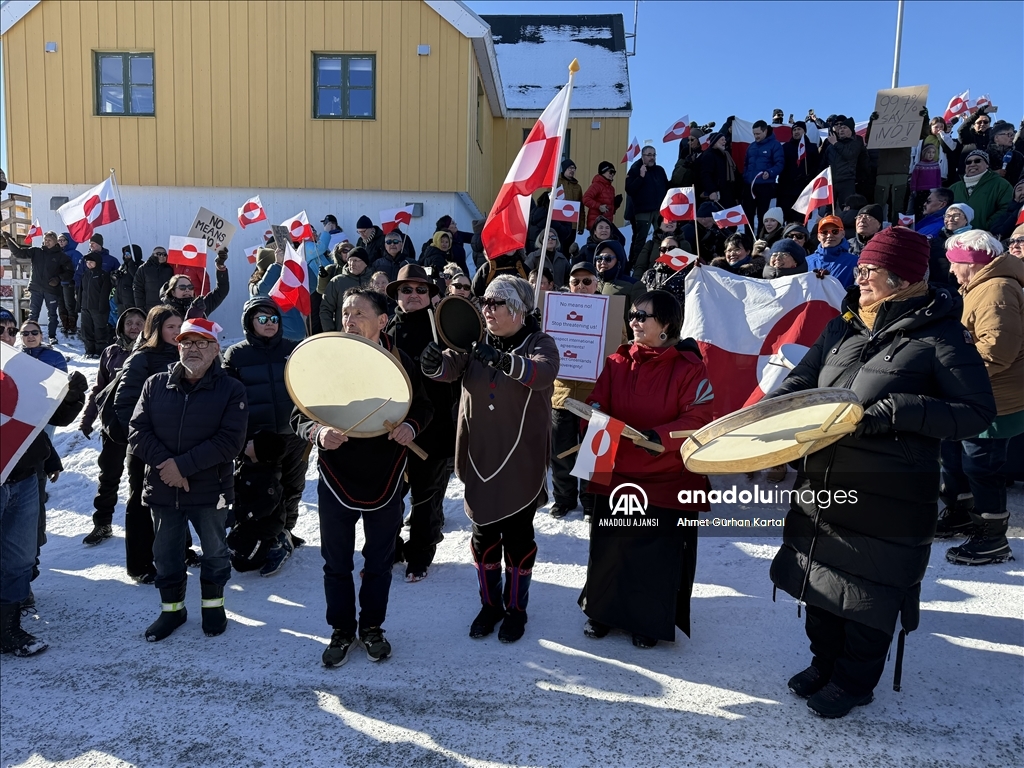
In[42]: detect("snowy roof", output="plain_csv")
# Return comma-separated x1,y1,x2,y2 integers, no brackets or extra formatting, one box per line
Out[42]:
480,14,631,114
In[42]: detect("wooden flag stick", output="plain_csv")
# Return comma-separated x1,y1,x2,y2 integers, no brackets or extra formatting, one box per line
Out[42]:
383,420,428,460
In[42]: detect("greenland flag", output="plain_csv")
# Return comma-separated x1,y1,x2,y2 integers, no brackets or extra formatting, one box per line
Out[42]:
1,345,69,484
244,244,261,264
282,211,315,243
57,177,121,243
681,266,846,420
24,220,43,245
168,235,208,268
712,205,749,229
897,213,916,228
380,206,415,234
943,90,970,123
551,199,581,223
571,410,625,486
655,248,697,271
663,115,690,143
729,117,756,171
481,81,572,260
793,167,833,224
660,187,697,222
698,134,713,151
238,196,268,229
270,242,310,315
622,136,641,164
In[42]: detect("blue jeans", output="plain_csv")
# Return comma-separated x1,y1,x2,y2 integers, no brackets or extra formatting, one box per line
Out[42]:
29,290,60,340
0,476,40,605
151,505,230,589
940,437,1010,515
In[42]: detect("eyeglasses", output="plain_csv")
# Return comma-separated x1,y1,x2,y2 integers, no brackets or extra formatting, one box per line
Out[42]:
944,210,966,219
594,255,615,262
399,285,430,295
852,266,884,280
1007,237,1024,247
819,228,842,237
384,239,402,245
179,339,212,349
2,327,19,337
628,310,653,323
975,120,990,126
965,158,985,166
255,315,280,325
855,214,877,220
658,246,676,253
20,329,41,337
569,277,595,287
480,298,507,310
451,283,471,291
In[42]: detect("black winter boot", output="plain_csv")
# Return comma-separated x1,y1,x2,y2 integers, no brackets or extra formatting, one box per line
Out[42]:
935,496,976,539
145,583,187,642
1,602,48,656
946,511,1014,565
200,580,227,637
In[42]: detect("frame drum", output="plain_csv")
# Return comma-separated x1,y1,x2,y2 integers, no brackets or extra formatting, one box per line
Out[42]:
435,295,484,352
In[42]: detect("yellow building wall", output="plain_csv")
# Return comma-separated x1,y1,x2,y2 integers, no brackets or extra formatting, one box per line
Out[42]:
3,0,477,193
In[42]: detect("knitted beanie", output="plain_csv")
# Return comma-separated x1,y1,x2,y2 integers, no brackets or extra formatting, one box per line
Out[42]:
858,227,930,284
356,215,373,229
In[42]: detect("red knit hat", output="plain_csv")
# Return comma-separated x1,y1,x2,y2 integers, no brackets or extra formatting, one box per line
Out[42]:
858,227,930,284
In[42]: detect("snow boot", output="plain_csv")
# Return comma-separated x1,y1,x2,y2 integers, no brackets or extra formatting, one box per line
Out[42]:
470,541,504,638
259,532,291,577
935,496,976,539
145,583,187,642
788,665,830,699
807,681,873,718
20,588,36,617
946,511,1014,565
1,602,48,656
200,580,227,637
83,524,113,546
499,547,536,644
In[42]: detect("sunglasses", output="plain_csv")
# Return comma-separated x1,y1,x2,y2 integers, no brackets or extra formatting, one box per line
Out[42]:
791,233,806,239
399,285,430,295
452,283,471,291
569,277,595,286
975,120,990,126
2,327,19,337
658,246,676,253
594,255,615,262
384,239,402,245
175,283,194,291
604,169,616,175
480,298,507,310
965,158,985,166
819,228,842,236
21,329,42,337
255,315,280,325
627,310,653,323
179,339,212,349
154,251,167,257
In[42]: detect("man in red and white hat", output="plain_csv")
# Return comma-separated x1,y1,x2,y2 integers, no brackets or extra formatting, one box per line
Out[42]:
128,317,248,643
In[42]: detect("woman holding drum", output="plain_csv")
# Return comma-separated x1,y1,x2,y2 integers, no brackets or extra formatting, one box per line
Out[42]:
579,290,715,649
420,276,559,644
767,227,995,718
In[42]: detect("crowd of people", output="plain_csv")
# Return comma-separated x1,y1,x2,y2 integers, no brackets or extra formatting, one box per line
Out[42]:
1,100,1022,722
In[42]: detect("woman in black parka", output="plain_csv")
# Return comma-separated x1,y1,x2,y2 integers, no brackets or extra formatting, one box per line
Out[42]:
768,227,995,718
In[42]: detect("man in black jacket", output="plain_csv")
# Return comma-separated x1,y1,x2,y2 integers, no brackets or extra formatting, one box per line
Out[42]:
624,146,669,267
2,230,73,344
293,289,433,667
77,251,113,358
779,121,821,221
133,246,174,314
129,317,248,642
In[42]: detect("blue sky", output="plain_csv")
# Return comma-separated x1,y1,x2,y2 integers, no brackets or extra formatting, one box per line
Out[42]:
2,1,1021,184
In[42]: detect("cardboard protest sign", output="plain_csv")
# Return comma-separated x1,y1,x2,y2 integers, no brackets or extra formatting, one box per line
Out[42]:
867,85,929,150
271,225,293,254
188,207,237,252
543,293,625,382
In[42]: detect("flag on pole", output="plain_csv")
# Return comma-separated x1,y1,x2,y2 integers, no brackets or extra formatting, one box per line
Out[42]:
655,248,698,271
793,167,833,224
662,115,691,143
622,136,641,164
480,74,574,260
943,90,971,123
699,133,713,151
167,235,209,268
729,117,756,170
1,345,70,484
57,177,121,243
244,244,261,264
379,206,415,234
796,136,806,165
968,94,991,114
897,213,915,228
659,187,697,222
238,196,268,229
681,267,847,419
570,410,625,485
551,199,581,224
24,220,43,245
712,205,749,229
269,242,310,315
281,212,315,243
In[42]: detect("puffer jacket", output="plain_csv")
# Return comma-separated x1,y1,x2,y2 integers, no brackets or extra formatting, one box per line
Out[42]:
769,284,995,639
957,254,1024,416
112,341,182,440
583,174,618,230
8,241,73,295
951,171,1014,232
223,297,301,438
743,134,785,185
133,255,175,312
128,359,248,509
319,267,373,332
77,261,113,312
81,308,145,432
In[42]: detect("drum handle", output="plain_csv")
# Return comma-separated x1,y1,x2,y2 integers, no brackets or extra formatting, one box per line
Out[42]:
427,307,440,345
383,420,429,460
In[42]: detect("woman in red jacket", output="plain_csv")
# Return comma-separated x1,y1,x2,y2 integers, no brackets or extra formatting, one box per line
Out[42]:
583,161,620,231
580,290,714,648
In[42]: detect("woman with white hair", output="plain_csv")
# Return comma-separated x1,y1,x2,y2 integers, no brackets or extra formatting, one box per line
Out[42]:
420,276,559,643
937,229,1024,566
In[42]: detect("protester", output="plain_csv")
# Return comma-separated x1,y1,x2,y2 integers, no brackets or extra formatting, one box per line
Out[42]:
848,204,884,256
594,239,645,335
370,271,390,294
525,228,569,289
743,121,785,226
990,179,1024,240
951,150,1014,232
987,120,1024,185
160,250,230,320
782,222,811,253
320,246,373,332
681,202,729,260
867,107,929,218
129,318,248,642
256,247,305,341
2,230,73,345
17,319,67,373
779,121,820,219
958,107,993,153
470,250,530,298
447,272,473,297
927,203,973,286
762,238,808,279
910,144,943,210
937,231,1024,566
133,246,174,314
696,132,740,209
420,230,463,278
577,216,624,264
632,217,688,279
823,116,868,207
77,250,113,358
79,308,146,546
557,159,586,248
915,188,954,239
640,235,690,307
712,233,765,278
57,232,83,338
625,146,669,264
355,216,388,263
580,290,713,648
1008,224,1024,261
368,229,414,282
806,215,857,287
583,161,620,231
112,244,142,317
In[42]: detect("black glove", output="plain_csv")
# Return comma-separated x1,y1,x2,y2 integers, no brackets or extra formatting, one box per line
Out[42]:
80,421,94,439
639,429,662,456
471,341,501,368
614,194,623,208
420,341,444,376
68,370,88,394
215,247,228,267
187,297,207,319
870,111,879,121
855,399,895,438
318,266,329,278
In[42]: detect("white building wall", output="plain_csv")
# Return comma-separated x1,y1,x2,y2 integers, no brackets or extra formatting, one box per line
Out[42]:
28,185,482,336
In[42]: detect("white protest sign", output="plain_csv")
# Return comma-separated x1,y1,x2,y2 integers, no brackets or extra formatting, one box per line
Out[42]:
867,85,929,150
187,207,237,252
543,292,624,382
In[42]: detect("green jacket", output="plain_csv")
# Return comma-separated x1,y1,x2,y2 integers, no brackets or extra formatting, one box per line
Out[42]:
951,171,1014,232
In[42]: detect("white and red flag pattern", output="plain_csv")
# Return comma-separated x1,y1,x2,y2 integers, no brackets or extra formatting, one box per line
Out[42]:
551,199,581,224
270,242,310,315
1,345,69,484
481,83,572,260
969,94,991,114
57,177,121,244
281,211,315,243
728,117,756,171
712,205,749,229
699,134,713,151
796,136,806,165
655,248,698,271
167,235,208,269
659,187,697,222
570,410,625,486
238,196,268,229
897,213,915,228
663,115,691,143
681,267,846,420
244,244,261,265
379,206,415,234
793,167,833,224
622,136,641,164
943,90,971,123
24,220,43,245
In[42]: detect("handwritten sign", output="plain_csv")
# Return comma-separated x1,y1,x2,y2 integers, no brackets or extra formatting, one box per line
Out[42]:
187,207,237,252
867,85,929,150
543,292,625,382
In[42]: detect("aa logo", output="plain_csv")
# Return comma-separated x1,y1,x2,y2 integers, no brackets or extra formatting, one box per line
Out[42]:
609,483,648,516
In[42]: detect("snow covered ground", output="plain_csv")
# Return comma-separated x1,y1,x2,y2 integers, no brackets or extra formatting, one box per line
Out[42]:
1,347,1022,768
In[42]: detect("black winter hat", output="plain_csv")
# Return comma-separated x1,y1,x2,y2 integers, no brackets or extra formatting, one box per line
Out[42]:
990,120,1014,136
858,204,884,224
598,161,615,175
346,245,371,267
561,158,576,173
90,233,104,246
356,215,373,229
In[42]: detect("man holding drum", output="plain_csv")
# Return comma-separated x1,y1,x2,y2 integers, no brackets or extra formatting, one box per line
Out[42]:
292,289,433,667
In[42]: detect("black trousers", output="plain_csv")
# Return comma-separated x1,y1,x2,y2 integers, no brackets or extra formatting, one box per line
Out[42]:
125,452,157,578
280,433,309,531
471,502,540,612
403,454,451,570
79,308,109,355
805,604,894,696
550,409,595,512
93,434,128,526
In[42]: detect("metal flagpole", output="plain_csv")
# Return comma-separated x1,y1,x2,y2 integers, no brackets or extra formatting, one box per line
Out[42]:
534,59,580,312
891,0,905,88
109,168,133,248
